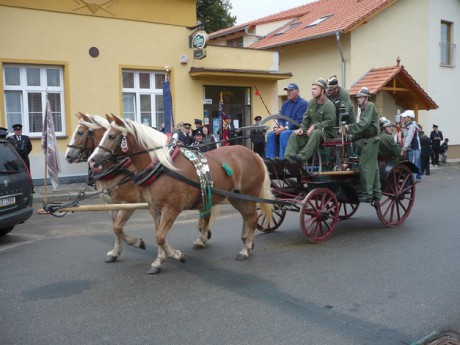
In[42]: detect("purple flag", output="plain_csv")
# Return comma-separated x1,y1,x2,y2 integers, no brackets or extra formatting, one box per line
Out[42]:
41,97,59,189
218,92,223,140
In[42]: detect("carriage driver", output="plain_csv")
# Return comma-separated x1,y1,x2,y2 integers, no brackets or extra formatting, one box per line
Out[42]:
279,78,336,164
342,87,381,203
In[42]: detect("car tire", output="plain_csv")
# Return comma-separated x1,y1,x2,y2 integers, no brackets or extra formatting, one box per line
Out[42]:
0,226,14,236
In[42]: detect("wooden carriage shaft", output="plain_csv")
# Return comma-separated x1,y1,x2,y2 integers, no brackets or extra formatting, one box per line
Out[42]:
57,203,150,212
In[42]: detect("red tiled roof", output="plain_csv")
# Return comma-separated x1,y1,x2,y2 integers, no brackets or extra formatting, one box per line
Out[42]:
350,64,438,110
210,0,398,49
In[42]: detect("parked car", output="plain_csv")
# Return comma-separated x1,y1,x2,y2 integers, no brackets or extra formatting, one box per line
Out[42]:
0,138,34,236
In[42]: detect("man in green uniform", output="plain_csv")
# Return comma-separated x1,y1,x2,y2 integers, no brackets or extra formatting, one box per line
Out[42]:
326,75,355,126
378,117,401,160
343,87,381,203
281,78,336,164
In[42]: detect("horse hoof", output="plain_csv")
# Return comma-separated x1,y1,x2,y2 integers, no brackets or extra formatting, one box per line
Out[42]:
235,253,249,261
207,230,212,240
252,243,255,250
147,267,162,274
105,255,118,263
139,239,146,250
193,243,205,250
179,254,186,263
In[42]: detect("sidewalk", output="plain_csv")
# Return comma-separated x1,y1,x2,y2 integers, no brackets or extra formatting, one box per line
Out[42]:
33,182,93,204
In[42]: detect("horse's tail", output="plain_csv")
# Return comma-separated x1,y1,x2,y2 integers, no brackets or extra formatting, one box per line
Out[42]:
257,156,274,228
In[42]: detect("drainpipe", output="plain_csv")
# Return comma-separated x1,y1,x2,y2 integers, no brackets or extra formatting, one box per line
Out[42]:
335,31,345,87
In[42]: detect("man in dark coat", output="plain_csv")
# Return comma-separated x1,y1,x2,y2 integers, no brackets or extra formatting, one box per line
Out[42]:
7,123,34,192
420,131,432,175
430,124,443,165
250,115,266,158
8,124,33,170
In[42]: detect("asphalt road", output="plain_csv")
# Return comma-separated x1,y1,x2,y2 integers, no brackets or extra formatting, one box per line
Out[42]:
1,164,459,345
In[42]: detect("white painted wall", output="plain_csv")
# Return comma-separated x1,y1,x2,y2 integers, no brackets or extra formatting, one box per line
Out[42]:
427,0,460,145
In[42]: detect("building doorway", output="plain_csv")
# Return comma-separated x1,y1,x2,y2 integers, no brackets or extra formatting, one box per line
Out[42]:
203,86,251,146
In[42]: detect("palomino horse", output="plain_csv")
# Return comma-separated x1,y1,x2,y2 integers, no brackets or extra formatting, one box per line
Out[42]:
65,113,146,263
88,114,274,274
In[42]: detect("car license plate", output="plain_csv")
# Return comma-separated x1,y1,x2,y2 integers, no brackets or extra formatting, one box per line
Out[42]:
0,196,16,207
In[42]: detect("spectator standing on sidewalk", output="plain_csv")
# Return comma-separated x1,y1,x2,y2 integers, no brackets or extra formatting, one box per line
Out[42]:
400,110,422,182
440,138,449,164
419,130,432,175
430,124,443,166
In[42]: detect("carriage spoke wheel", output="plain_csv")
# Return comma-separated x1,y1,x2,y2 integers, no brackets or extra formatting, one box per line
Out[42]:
256,204,286,233
376,165,415,227
338,202,359,220
300,188,339,242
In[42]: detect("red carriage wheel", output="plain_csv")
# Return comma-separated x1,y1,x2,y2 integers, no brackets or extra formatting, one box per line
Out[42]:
376,164,415,227
256,204,286,233
300,188,339,242
338,201,359,220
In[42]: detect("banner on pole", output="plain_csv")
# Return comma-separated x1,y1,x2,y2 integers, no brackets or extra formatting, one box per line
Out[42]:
162,80,174,133
41,97,60,189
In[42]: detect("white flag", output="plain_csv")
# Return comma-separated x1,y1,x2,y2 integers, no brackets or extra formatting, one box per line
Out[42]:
41,97,59,189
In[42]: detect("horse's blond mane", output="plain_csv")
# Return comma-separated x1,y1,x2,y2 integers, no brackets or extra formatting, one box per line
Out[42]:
111,119,176,171
79,114,110,130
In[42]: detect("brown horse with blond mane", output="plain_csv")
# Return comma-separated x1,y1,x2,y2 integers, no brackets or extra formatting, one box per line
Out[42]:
88,114,273,274
65,113,147,262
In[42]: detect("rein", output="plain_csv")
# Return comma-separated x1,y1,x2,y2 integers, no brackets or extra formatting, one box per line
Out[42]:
164,168,291,206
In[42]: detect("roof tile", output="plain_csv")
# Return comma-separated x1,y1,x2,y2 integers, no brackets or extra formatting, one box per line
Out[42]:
211,0,398,49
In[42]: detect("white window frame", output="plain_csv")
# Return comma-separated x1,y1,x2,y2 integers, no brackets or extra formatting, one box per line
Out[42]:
121,69,165,128
2,64,65,138
440,20,456,67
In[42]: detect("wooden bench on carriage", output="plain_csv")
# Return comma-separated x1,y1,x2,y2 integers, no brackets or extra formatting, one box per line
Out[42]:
255,114,418,243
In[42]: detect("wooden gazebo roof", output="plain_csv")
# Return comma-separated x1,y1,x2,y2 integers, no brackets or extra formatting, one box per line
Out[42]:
349,58,438,111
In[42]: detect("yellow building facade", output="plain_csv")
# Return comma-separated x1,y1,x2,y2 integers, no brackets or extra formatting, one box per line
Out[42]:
0,0,289,181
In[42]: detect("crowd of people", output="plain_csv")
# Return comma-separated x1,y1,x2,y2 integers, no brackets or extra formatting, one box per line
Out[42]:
166,75,449,202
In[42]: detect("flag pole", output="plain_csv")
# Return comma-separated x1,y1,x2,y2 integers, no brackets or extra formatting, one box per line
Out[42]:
43,93,49,204
38,94,49,213
43,152,48,204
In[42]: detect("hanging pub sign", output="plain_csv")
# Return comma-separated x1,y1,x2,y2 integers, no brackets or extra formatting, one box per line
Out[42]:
192,30,208,60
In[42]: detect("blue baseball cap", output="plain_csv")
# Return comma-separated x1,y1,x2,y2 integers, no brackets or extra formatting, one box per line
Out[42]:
284,83,299,91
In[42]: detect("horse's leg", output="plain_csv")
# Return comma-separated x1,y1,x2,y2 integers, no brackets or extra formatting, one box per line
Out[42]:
106,209,146,263
229,200,258,261
106,210,123,262
193,206,217,249
148,208,185,274
193,216,211,248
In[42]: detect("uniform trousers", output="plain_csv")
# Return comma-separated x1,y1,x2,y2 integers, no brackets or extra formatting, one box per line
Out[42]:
284,129,326,163
359,139,381,199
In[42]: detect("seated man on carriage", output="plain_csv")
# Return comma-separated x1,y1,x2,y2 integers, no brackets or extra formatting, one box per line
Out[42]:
276,78,336,165
378,117,402,161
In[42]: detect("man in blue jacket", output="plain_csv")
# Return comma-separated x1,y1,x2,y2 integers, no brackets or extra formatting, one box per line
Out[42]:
265,83,308,159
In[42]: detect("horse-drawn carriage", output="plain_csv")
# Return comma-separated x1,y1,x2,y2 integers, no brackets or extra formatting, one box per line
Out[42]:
58,113,416,274
252,113,417,242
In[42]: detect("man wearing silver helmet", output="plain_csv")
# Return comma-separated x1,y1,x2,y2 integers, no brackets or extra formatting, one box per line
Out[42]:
326,75,355,126
378,117,401,160
343,87,381,203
